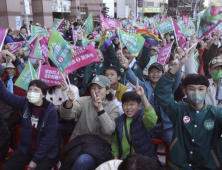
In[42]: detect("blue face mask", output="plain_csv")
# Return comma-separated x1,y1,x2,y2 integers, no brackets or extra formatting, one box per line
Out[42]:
187,93,206,106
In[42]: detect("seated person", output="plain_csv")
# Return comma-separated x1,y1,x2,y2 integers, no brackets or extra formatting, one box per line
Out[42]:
105,66,130,115
60,75,119,170
112,78,157,159
1,79,58,170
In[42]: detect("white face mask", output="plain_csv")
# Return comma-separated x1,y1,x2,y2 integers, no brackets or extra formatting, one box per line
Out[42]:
27,92,41,104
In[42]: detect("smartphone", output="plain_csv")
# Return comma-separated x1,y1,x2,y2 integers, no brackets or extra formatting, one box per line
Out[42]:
216,77,222,101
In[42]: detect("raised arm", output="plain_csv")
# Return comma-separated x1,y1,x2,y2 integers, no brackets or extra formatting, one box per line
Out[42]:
154,49,188,124
137,46,151,70
120,55,146,88
130,78,157,130
0,78,26,111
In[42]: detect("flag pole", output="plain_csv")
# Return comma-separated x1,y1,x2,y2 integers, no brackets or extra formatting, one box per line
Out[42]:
38,60,41,79
171,18,179,47
28,60,34,80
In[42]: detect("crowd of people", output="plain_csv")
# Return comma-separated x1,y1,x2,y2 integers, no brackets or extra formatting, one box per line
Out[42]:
1,6,222,170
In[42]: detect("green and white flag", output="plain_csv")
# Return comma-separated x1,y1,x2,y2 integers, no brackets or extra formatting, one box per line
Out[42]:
146,55,158,69
51,18,64,30
132,19,144,28
31,25,48,38
118,28,145,56
156,18,173,34
48,30,74,73
84,13,94,35
14,61,37,91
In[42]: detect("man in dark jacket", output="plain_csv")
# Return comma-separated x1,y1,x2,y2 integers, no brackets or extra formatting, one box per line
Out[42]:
15,27,28,42
0,114,10,162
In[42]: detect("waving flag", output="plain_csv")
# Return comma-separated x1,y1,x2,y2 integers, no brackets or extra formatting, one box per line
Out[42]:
118,28,145,56
156,18,173,34
158,42,174,64
100,11,121,29
29,38,44,61
197,2,222,39
51,18,64,30
31,25,48,38
14,61,38,91
48,30,74,73
84,13,94,35
39,65,64,86
65,44,100,74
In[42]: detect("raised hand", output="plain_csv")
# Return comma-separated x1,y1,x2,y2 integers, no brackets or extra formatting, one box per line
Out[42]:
93,92,103,111
119,55,129,69
61,80,68,91
174,47,188,68
130,78,145,97
67,88,75,102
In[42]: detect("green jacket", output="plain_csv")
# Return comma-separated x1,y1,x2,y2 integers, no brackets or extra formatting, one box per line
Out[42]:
154,71,222,170
102,44,151,84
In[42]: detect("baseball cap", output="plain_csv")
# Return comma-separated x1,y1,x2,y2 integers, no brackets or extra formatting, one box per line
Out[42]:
148,62,164,72
5,62,15,69
88,75,110,88
209,56,222,68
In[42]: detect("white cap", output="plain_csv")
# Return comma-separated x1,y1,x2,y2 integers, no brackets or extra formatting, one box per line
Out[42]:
5,62,15,69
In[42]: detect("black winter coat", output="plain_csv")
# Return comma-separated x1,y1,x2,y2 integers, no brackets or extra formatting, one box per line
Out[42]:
61,134,112,170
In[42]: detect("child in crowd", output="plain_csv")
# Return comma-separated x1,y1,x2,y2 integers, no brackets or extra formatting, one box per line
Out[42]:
112,78,157,159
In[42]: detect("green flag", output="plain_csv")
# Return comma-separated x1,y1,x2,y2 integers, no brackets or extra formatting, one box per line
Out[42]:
197,2,221,38
29,38,44,60
14,61,37,91
146,55,158,69
84,13,94,35
31,25,48,38
118,28,145,56
48,30,74,73
51,18,64,30
132,19,144,28
156,18,173,34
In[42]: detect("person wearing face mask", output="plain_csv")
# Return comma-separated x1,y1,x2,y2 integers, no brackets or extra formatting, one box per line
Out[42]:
205,56,222,108
120,55,181,147
1,79,58,170
60,75,119,170
154,49,222,170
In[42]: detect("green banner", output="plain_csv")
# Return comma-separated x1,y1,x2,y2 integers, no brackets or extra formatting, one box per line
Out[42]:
31,25,48,38
14,61,37,91
118,29,145,56
48,30,74,73
156,18,173,34
84,13,94,35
